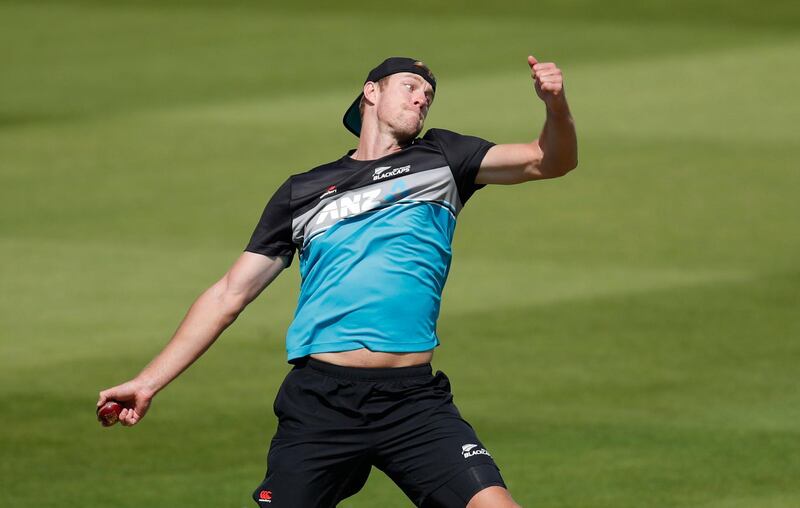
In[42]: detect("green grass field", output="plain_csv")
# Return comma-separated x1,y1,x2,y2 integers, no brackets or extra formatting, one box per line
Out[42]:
2,1,799,506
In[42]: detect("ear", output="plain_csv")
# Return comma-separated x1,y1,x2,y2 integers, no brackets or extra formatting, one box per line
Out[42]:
363,81,378,106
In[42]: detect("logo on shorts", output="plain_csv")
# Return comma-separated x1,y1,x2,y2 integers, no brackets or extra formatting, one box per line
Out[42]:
461,443,491,459
258,490,272,503
373,165,410,181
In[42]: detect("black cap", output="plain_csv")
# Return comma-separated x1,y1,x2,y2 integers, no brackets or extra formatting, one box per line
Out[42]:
342,57,437,137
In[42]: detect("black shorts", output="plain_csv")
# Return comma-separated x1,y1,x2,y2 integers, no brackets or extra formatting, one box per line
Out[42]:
251,358,505,507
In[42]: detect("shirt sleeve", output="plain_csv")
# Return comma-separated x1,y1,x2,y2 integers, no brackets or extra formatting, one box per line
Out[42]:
424,128,495,205
245,178,296,266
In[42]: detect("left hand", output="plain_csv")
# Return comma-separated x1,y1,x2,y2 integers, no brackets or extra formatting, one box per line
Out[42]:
528,55,567,112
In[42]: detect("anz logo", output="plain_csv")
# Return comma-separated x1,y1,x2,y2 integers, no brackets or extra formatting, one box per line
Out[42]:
315,189,382,224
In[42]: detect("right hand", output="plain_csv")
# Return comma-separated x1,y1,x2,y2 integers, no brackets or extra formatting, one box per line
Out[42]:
97,379,154,427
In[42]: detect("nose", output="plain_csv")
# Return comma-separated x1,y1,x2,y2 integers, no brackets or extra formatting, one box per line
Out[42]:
414,92,429,111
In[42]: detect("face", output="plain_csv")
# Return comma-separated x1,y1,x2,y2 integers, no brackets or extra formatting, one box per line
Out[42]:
372,72,435,142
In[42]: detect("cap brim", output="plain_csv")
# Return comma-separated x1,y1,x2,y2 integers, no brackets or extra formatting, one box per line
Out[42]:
342,93,363,137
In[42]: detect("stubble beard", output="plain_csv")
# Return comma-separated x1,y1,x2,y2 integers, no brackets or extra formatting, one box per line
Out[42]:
391,110,425,143
375,101,426,143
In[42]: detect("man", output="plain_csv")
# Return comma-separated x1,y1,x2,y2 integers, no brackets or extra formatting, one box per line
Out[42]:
98,55,577,507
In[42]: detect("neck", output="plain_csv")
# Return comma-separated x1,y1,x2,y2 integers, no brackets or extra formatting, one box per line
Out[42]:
350,121,410,161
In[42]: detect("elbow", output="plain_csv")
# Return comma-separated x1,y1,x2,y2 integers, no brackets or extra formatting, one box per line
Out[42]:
560,145,579,175
208,281,248,323
560,156,579,176
520,154,545,182
220,293,248,322
533,156,578,180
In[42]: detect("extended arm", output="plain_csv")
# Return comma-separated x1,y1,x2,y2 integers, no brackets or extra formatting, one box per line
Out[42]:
476,55,577,184
97,251,287,426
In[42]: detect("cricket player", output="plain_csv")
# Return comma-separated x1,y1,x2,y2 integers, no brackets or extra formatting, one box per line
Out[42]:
98,55,577,507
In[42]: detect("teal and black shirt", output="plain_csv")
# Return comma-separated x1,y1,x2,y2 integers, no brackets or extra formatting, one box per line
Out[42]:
245,128,494,362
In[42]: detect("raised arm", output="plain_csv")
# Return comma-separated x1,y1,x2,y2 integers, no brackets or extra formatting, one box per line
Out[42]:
476,55,578,184
97,251,287,426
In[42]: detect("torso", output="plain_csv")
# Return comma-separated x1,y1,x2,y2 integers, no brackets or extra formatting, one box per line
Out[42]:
245,129,491,364
311,349,433,368
282,133,463,362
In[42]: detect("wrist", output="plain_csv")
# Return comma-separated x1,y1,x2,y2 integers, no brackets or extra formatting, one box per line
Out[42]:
545,98,571,118
134,375,161,396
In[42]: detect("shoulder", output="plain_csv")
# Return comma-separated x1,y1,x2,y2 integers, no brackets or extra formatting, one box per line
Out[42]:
420,128,462,144
286,157,346,187
289,158,344,182
420,128,494,150
279,156,355,207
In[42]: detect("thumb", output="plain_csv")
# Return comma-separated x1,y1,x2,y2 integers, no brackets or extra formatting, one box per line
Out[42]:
97,381,136,407
527,55,538,68
97,389,115,408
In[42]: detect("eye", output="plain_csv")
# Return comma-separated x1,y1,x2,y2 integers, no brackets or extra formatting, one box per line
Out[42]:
404,83,413,91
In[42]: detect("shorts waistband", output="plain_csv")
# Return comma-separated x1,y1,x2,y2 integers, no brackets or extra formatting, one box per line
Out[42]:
303,357,433,381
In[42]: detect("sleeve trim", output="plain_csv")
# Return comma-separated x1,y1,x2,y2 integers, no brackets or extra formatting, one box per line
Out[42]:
244,246,294,267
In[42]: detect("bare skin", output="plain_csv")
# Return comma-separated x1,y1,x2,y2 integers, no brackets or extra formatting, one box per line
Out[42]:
98,54,576,507
311,349,433,368
468,486,522,508
350,72,434,161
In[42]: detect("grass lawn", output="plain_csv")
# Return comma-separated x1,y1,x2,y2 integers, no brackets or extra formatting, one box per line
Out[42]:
1,1,799,506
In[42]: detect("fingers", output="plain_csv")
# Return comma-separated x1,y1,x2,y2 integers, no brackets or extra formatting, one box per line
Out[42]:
97,388,121,412
97,380,152,427
528,58,565,98
97,380,141,406
534,68,560,78
120,408,131,426
531,62,560,80
119,407,140,426
537,73,564,94
532,61,557,72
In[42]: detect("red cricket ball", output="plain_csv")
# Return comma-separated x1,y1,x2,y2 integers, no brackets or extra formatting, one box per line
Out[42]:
97,401,123,427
